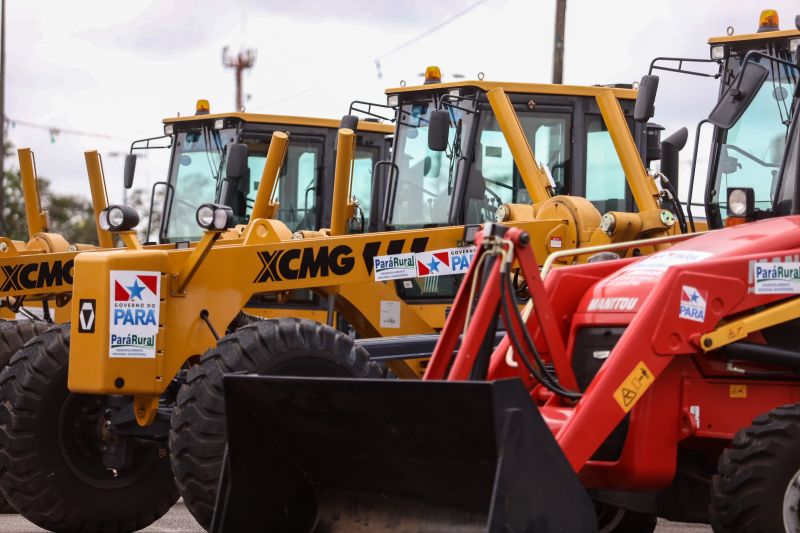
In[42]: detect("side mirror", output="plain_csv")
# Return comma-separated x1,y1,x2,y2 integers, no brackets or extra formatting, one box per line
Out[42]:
634,75,659,123
339,115,359,131
226,143,249,181
428,109,450,152
708,62,769,129
123,154,137,189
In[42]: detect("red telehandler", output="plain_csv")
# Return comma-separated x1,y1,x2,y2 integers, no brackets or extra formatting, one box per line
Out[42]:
210,75,800,532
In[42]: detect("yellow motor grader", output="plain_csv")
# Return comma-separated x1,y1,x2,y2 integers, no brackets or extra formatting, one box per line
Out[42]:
0,78,686,531
0,108,392,515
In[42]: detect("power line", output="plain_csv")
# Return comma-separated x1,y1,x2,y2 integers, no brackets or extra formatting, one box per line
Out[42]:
375,0,491,63
4,117,127,142
249,0,493,111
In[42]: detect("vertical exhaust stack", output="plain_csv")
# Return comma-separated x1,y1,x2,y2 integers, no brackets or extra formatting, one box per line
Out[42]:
211,376,597,533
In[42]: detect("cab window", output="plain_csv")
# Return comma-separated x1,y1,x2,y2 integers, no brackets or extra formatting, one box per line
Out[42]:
585,115,627,213
464,111,570,224
247,141,322,232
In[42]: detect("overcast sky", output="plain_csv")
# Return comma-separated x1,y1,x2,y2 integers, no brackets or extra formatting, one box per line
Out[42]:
3,0,798,205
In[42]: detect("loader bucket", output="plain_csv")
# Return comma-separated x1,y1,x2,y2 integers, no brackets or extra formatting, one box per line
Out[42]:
211,376,597,533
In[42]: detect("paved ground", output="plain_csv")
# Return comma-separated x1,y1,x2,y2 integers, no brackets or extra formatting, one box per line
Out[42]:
0,501,712,532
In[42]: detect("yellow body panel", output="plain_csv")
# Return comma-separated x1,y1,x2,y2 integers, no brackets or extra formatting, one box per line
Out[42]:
68,218,565,399
163,112,393,134
387,80,638,100
708,28,799,44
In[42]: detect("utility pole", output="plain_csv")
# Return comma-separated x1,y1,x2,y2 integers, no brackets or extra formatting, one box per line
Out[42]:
552,0,567,84
222,47,256,112
0,0,6,233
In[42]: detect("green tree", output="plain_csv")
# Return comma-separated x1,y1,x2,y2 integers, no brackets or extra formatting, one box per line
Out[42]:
1,145,99,245
127,187,165,243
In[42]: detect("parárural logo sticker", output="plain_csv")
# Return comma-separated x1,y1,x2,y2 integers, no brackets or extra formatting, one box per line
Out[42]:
373,253,416,281
751,261,800,294
372,246,476,282
109,271,160,359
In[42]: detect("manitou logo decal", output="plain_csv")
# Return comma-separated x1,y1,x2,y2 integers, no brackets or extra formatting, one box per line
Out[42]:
254,245,355,283
587,297,639,312
109,271,160,359
0,260,74,291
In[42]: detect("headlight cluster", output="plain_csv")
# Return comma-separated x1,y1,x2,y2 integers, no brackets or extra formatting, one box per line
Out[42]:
98,205,139,232
196,203,234,231
727,187,754,218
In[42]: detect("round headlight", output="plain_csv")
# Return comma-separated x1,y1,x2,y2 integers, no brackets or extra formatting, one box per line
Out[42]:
495,205,509,223
728,189,748,216
107,206,125,228
196,205,215,228
98,210,110,231
213,208,230,230
99,204,139,232
599,213,616,235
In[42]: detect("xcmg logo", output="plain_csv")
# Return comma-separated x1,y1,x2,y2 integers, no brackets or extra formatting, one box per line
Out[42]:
254,245,355,283
0,260,74,291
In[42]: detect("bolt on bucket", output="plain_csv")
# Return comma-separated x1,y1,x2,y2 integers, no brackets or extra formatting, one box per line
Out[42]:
211,375,597,533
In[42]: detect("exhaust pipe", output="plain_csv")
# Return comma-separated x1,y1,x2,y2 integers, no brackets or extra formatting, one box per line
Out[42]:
211,375,597,532
659,127,688,196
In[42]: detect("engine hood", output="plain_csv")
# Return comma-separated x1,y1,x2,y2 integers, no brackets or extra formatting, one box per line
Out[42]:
579,216,800,315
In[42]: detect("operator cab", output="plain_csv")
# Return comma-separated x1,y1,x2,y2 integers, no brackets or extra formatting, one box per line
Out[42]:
651,10,799,230
374,76,653,232
346,70,670,303
124,101,392,244
705,12,799,227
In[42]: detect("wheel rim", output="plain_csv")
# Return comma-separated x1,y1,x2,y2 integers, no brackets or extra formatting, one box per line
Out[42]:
58,393,156,489
783,466,800,532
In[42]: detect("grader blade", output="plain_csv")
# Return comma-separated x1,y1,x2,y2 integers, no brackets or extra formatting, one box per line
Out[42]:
211,376,597,533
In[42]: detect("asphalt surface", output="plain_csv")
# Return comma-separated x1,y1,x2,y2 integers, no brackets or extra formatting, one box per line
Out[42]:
0,501,713,532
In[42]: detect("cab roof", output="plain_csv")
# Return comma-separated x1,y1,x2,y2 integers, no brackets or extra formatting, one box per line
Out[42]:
385,80,638,100
163,112,394,134
708,28,799,45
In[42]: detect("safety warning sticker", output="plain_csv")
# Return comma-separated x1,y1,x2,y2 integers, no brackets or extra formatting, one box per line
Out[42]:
678,285,707,323
380,300,401,329
729,384,747,398
373,253,416,282
416,247,476,277
109,271,160,359
613,361,655,413
608,250,713,288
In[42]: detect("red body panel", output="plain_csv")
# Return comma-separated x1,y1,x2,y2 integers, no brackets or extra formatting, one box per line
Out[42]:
433,217,800,491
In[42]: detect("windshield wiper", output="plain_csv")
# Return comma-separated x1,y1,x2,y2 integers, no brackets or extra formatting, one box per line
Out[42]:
446,114,463,195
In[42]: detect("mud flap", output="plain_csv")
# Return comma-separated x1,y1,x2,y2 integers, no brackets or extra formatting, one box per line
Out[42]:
211,376,597,533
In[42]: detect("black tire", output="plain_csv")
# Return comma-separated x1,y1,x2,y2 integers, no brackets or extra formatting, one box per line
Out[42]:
0,319,51,368
170,317,382,530
0,319,51,514
0,324,179,532
595,502,657,533
710,403,800,532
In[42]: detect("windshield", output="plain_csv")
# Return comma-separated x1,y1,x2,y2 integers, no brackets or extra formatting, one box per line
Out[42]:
387,100,475,229
246,140,323,233
711,57,797,222
464,110,570,223
163,127,236,242
387,97,573,229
